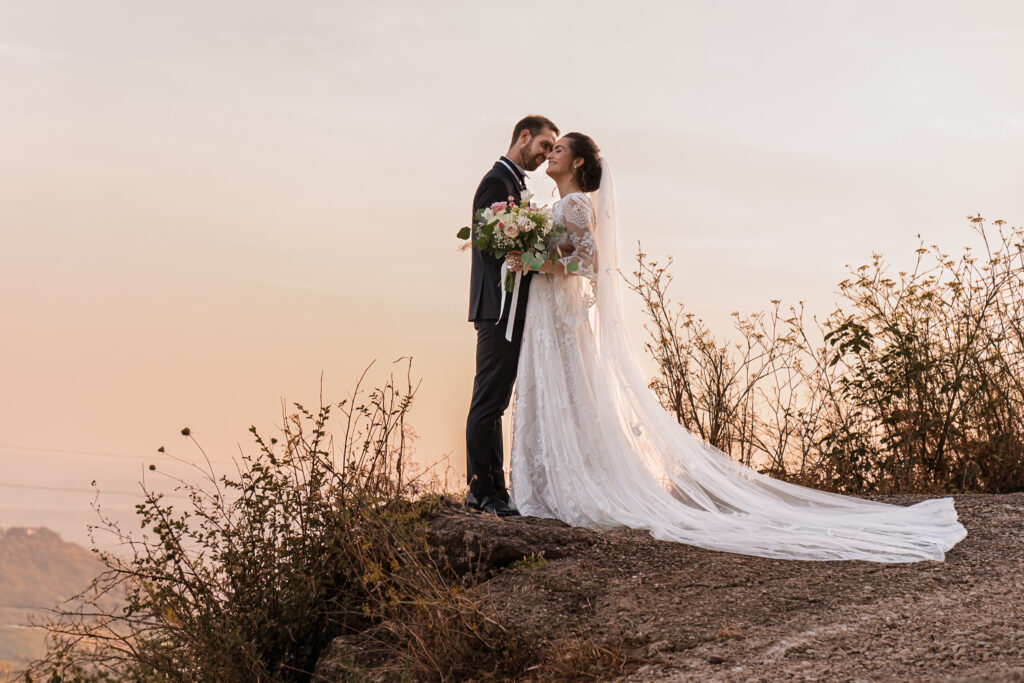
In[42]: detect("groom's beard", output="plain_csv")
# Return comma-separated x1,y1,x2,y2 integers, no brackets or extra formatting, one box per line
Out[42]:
519,144,549,172
526,152,548,171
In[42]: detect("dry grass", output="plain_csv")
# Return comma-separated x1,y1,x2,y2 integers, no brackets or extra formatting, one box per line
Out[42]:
525,637,632,682
717,621,745,640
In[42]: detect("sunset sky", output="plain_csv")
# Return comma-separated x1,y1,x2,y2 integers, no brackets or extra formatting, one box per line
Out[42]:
2,1,1023,546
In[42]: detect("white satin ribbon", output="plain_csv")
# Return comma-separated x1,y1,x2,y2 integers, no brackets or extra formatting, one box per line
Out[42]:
497,260,522,342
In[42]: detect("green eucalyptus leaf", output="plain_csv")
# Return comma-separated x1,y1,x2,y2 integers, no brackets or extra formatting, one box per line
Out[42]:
457,227,471,240
565,259,579,273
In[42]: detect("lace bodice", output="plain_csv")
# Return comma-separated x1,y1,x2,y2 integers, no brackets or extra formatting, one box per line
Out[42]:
552,193,597,282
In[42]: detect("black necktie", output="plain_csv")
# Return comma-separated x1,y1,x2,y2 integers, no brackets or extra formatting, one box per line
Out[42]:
514,167,526,191
500,157,527,191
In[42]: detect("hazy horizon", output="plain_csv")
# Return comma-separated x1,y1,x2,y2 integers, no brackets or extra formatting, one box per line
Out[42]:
2,1,1023,548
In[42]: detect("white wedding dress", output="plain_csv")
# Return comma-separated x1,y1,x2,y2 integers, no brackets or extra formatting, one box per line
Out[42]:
509,163,967,563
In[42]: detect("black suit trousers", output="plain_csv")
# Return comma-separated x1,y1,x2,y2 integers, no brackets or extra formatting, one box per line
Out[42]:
465,315,526,499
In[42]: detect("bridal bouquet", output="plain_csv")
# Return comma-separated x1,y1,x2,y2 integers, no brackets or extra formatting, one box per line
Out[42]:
457,191,562,292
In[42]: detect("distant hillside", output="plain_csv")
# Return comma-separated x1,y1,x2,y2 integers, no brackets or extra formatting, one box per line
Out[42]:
0,527,103,668
0,527,101,608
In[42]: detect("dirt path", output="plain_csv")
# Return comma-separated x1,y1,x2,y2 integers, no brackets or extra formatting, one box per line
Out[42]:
427,493,1024,681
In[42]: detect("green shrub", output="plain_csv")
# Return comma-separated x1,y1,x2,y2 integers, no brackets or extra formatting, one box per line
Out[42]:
629,216,1024,493
24,360,512,682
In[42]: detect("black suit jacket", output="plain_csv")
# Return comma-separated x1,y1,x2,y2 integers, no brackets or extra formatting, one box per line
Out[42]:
468,160,533,322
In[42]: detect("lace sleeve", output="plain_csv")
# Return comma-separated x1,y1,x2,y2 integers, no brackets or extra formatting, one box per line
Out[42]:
557,194,597,281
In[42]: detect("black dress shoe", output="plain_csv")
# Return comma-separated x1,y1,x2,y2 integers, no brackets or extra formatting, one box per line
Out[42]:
493,490,520,514
466,492,520,517
501,497,520,516
466,490,512,506
482,495,520,517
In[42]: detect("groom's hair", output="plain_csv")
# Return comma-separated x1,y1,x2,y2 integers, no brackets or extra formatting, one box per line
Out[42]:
510,115,559,145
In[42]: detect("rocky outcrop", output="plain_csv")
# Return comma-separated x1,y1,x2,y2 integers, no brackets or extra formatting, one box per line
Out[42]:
425,502,602,575
316,493,1024,682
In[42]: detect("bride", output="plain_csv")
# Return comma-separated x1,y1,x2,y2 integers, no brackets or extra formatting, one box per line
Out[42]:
505,132,967,563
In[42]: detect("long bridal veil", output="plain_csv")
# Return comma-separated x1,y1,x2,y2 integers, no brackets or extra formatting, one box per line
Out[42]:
585,160,966,562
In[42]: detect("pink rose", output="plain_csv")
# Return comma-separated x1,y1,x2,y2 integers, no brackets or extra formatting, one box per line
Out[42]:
490,201,506,212
503,224,520,238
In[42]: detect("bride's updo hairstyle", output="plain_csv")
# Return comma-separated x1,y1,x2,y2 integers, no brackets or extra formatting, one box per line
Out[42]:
564,132,602,193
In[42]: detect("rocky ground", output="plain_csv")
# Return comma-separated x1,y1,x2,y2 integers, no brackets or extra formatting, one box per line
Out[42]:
420,492,1024,682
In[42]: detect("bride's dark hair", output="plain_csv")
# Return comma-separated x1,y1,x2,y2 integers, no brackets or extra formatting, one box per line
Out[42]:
564,132,602,193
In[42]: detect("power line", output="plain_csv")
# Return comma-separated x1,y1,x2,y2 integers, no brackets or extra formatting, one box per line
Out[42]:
1,481,144,497
0,443,237,466
0,443,157,461
0,504,130,512
0,481,190,499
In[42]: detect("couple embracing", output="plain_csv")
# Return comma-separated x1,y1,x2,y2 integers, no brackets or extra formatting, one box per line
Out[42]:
463,115,966,563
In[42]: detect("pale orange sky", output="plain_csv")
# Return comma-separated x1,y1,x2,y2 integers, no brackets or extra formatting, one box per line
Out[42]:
2,1,1023,546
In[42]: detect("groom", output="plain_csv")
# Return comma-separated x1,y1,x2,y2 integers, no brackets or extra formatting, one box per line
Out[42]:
465,115,559,517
